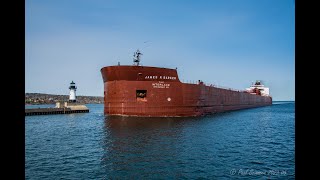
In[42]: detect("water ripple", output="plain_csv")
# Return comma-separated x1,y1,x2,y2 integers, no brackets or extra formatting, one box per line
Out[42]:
26,103,295,179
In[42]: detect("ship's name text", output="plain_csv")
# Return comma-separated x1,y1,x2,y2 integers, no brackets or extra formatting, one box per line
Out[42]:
145,76,176,80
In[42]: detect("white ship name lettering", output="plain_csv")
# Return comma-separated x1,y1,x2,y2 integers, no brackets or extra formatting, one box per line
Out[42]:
152,82,170,88
145,75,176,80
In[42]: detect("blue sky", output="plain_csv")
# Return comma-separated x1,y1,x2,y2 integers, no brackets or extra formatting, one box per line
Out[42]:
26,0,295,101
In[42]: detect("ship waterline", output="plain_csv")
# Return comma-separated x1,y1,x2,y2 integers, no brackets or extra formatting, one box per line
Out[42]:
100,65,272,117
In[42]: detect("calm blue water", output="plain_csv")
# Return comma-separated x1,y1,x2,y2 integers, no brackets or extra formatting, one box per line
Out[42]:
25,102,295,179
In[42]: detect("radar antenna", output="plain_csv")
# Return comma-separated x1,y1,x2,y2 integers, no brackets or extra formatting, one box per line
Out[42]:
133,49,142,66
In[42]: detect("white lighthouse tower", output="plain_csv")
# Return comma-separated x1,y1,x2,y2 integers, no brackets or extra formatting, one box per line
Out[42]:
69,81,77,102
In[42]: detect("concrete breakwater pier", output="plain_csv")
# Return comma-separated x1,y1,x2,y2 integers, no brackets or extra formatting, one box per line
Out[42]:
25,81,90,116
25,102,89,116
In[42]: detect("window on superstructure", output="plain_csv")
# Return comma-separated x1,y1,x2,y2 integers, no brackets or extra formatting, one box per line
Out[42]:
136,90,147,98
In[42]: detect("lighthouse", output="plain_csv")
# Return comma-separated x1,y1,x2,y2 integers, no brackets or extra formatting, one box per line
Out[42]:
69,81,77,102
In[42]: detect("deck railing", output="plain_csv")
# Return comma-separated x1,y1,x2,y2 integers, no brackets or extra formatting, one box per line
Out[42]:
180,79,245,92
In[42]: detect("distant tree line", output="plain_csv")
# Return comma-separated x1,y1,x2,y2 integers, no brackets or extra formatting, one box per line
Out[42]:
25,93,103,105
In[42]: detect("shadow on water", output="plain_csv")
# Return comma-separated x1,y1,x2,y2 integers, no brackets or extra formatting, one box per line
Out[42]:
101,115,209,178
100,112,251,178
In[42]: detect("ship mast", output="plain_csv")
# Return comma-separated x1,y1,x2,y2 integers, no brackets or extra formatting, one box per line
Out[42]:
133,49,142,66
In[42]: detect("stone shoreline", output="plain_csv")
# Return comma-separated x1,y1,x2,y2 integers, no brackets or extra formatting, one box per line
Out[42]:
25,93,103,105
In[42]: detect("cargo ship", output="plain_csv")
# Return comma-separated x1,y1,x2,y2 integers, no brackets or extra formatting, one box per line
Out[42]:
100,50,272,117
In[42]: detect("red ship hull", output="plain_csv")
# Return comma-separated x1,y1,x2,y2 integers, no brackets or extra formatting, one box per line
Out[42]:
101,66,272,117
